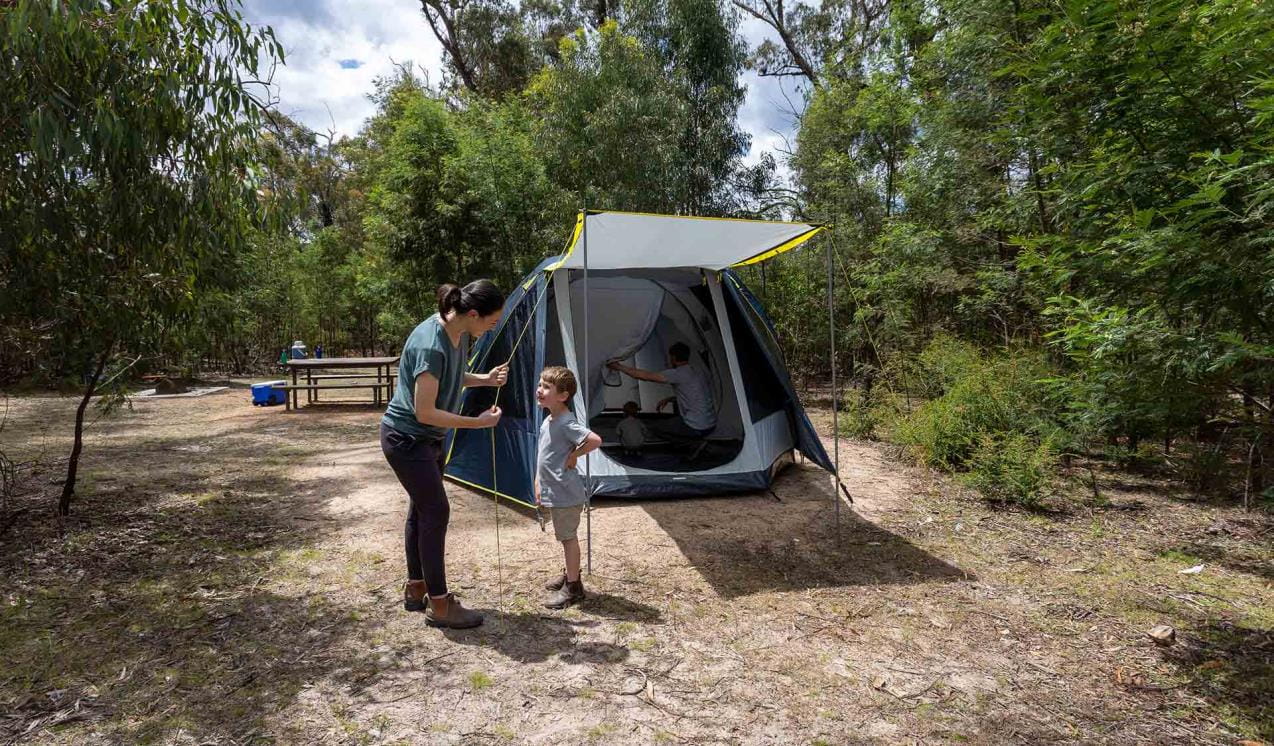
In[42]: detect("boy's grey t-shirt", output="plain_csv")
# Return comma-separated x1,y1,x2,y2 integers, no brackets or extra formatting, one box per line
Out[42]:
381,314,468,441
537,411,592,508
660,364,716,431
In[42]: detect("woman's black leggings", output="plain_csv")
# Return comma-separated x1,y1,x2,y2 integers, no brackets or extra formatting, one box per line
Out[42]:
380,423,449,596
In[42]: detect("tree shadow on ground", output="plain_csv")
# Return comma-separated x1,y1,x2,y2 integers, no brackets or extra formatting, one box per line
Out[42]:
1164,620,1273,741
602,466,972,598
0,424,386,743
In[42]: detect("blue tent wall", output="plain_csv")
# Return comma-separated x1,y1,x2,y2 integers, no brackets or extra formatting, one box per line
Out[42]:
722,270,834,472
444,259,555,507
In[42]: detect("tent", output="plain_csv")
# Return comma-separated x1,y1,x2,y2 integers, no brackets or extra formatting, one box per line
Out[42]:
444,210,847,510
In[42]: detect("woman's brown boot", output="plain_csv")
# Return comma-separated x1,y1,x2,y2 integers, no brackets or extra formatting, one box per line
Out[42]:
425,592,483,629
404,580,428,612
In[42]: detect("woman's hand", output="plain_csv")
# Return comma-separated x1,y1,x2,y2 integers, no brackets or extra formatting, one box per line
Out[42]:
475,406,503,428
487,363,509,387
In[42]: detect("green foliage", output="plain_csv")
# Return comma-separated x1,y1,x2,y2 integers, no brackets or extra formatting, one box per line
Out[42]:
529,22,698,212
779,0,1273,500
0,0,282,384
887,338,1064,505
529,0,748,214
962,433,1056,509
838,389,878,440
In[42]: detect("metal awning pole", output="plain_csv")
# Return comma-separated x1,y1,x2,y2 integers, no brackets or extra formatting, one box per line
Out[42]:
582,209,592,574
827,234,840,533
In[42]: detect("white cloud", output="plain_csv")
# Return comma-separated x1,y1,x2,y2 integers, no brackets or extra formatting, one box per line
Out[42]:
246,0,446,138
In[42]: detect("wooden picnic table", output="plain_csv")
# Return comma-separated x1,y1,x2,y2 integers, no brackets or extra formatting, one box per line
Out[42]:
283,356,400,410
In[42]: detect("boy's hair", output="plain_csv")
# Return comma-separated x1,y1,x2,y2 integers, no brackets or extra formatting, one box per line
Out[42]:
668,342,690,363
540,366,577,399
622,400,639,415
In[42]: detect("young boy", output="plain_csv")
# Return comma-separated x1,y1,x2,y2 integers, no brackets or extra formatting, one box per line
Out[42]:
534,366,602,609
616,400,647,457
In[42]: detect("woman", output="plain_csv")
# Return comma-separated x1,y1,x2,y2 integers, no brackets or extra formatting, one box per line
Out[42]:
381,279,508,629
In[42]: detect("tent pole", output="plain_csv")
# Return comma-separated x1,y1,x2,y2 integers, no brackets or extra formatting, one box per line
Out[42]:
827,234,840,534
583,208,592,575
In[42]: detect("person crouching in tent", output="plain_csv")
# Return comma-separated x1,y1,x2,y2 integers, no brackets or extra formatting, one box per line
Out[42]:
607,342,715,461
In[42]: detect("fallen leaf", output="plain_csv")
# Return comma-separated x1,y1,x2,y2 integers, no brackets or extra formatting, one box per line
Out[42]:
1178,564,1204,575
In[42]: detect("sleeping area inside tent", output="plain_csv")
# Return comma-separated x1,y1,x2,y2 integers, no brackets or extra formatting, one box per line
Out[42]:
544,270,745,472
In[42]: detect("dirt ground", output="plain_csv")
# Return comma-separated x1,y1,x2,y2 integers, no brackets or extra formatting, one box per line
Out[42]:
1,384,1270,745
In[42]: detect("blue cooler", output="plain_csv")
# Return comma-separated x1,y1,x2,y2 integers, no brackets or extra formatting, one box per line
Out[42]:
251,380,287,406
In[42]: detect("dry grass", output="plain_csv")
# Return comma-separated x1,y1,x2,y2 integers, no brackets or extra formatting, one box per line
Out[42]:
0,385,1269,744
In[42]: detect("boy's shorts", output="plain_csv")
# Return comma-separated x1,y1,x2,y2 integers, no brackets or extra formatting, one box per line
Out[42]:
550,504,584,542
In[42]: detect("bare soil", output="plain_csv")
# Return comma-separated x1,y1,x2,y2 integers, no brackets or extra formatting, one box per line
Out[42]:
0,385,1269,745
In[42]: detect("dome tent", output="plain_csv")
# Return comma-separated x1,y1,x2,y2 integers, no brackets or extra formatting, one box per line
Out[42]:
444,210,845,507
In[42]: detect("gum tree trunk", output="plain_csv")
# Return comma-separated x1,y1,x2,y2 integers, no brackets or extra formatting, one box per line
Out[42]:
58,343,112,516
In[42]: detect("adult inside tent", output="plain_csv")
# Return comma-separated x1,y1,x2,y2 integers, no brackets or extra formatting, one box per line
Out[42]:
444,210,852,574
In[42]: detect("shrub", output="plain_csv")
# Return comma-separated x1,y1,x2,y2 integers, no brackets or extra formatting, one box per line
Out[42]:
1167,440,1229,495
889,338,1068,505
838,388,879,440
961,432,1056,508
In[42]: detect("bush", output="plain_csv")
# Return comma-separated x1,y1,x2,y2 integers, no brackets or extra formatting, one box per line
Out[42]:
893,340,1056,466
893,396,976,469
838,388,879,440
889,338,1068,506
961,432,1056,507
1167,440,1230,495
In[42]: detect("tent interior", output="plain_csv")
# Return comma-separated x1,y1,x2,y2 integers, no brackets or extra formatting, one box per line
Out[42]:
540,269,746,472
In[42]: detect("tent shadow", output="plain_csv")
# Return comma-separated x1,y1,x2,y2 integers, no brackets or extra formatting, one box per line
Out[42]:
621,477,973,598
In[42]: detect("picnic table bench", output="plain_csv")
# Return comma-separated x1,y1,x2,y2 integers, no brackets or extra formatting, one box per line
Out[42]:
282,356,400,410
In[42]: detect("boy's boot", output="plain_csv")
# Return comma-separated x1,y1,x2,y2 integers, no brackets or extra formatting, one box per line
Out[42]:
403,580,427,612
543,578,586,609
544,569,567,591
425,593,483,629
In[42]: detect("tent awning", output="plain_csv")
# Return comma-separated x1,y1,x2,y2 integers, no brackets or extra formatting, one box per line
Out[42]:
553,210,825,270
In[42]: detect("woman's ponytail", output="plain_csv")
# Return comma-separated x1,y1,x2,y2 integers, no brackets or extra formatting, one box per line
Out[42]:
436,284,462,316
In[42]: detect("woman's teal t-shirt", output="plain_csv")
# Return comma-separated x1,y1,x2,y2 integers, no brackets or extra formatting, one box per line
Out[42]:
381,315,468,441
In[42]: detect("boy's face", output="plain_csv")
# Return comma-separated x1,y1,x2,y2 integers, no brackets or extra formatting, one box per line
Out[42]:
535,378,569,409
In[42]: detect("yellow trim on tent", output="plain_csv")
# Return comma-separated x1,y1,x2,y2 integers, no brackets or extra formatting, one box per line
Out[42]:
732,225,827,267
544,212,586,271
444,473,531,506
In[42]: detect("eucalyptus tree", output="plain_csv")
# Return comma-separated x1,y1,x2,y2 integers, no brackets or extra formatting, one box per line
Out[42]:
0,0,283,514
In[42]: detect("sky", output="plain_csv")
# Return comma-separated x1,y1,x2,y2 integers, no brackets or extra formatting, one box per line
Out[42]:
243,0,809,172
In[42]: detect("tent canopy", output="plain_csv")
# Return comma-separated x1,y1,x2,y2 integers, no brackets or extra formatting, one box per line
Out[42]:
555,211,825,270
